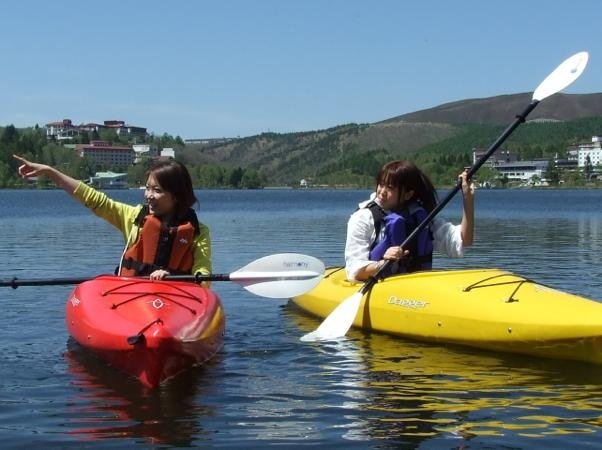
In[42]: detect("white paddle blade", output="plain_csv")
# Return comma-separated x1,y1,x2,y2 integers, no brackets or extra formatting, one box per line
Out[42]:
232,270,324,298
300,292,363,342
532,51,589,101
231,253,325,298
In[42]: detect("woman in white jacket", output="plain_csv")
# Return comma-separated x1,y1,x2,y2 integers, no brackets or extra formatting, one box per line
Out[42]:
345,160,475,282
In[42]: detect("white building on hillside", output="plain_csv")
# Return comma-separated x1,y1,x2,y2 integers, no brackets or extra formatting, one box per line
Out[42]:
161,148,175,158
578,136,602,167
132,144,160,163
45,118,147,141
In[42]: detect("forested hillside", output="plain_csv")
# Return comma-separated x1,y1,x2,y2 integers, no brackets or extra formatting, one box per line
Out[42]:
2,93,602,188
183,116,602,187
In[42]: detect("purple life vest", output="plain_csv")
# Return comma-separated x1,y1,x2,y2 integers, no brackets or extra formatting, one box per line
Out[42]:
367,201,433,273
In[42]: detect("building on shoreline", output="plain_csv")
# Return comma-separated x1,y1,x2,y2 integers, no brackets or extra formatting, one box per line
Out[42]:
87,171,128,189
472,134,602,184
493,160,550,183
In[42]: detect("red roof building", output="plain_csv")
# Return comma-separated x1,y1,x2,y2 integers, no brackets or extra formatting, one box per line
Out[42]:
75,140,134,170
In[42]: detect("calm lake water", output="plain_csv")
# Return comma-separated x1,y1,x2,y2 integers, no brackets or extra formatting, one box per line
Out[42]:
1,187,601,449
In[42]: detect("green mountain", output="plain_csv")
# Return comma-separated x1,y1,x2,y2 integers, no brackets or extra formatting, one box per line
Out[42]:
184,93,602,186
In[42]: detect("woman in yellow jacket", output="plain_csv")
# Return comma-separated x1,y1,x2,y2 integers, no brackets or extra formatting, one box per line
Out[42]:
13,155,211,281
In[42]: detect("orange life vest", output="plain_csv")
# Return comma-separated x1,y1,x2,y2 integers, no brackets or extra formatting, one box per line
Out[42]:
120,211,196,277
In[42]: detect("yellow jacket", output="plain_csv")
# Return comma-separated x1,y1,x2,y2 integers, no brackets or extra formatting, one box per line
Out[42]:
73,182,211,276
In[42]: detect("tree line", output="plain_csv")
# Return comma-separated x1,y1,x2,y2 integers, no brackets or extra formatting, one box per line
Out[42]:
0,125,266,189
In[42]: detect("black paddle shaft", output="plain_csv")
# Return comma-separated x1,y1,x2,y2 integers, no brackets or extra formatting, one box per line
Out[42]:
0,277,92,289
1,273,233,289
367,99,540,291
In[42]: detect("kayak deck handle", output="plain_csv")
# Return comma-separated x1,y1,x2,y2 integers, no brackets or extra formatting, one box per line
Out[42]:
127,318,163,345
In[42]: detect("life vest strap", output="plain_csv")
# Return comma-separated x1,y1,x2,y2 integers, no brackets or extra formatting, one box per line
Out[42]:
121,257,156,275
119,257,191,276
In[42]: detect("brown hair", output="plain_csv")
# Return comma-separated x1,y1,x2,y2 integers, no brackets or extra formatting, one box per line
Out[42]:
375,160,438,212
147,160,197,220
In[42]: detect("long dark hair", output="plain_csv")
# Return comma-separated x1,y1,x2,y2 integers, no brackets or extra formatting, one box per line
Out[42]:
146,160,197,220
375,160,438,213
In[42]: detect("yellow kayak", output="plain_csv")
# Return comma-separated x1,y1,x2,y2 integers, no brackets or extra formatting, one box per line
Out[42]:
291,267,602,364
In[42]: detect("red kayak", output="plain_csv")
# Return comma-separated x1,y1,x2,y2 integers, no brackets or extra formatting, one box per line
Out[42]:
65,275,225,388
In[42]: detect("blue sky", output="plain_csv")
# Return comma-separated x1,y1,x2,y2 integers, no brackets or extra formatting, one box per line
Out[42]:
1,1,599,139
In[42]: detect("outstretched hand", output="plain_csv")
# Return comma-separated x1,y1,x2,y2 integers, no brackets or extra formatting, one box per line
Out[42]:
13,155,47,179
12,154,80,193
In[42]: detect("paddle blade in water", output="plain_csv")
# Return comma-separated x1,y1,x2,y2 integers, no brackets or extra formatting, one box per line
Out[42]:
300,292,363,341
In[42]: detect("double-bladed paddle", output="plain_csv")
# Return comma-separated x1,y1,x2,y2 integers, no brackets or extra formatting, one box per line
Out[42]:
301,51,589,342
1,253,325,299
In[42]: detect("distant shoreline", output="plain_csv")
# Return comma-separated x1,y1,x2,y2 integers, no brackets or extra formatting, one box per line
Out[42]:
1,184,600,191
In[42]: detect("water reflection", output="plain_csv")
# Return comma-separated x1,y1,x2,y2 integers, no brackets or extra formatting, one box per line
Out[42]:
62,339,218,446
288,309,602,447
